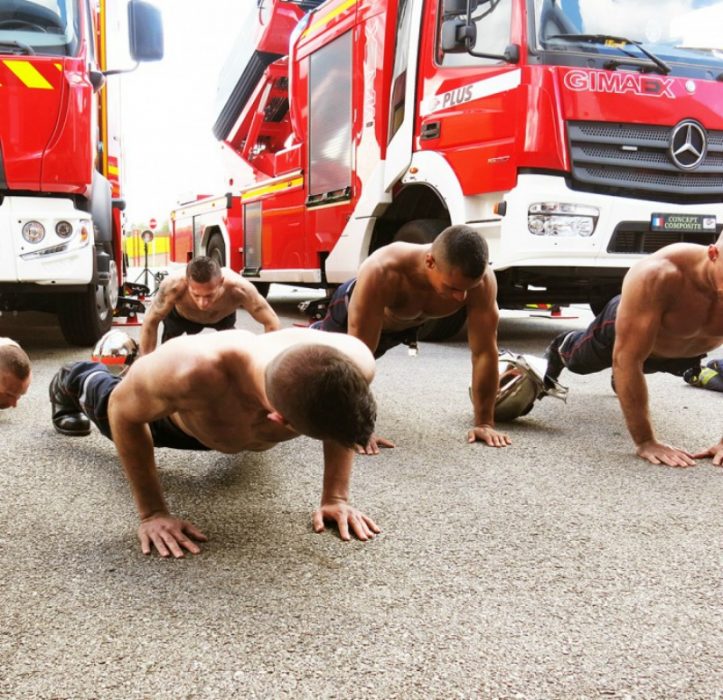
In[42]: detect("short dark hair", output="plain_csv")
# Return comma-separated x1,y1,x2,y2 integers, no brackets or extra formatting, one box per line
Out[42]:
265,345,376,448
432,225,488,279
0,341,30,380
186,256,222,284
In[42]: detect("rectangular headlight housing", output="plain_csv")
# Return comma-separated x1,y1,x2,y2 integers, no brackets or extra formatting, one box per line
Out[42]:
528,202,600,237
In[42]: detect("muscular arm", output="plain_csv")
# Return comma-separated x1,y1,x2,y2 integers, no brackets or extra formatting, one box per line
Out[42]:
347,264,388,354
311,440,380,540
138,278,184,355
108,353,207,555
230,276,280,332
613,264,695,467
466,272,510,447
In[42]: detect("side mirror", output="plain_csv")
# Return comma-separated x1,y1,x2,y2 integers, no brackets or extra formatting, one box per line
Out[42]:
440,18,477,53
128,0,164,63
442,0,479,16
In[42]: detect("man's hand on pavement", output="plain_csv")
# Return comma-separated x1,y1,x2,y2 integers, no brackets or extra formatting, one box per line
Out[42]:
467,424,511,447
636,439,696,468
692,441,723,466
355,433,395,455
138,514,208,558
312,501,380,541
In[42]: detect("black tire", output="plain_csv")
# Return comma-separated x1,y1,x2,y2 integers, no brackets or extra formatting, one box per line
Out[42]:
58,247,117,346
392,218,448,245
392,219,465,342
58,282,114,347
207,234,226,267
253,282,270,298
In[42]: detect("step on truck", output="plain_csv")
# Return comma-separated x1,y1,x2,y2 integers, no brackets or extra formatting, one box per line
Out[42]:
0,0,163,345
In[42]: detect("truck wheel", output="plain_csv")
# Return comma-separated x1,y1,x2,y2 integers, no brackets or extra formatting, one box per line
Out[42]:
392,219,449,245
58,250,117,347
207,234,226,267
58,280,114,347
392,219,465,342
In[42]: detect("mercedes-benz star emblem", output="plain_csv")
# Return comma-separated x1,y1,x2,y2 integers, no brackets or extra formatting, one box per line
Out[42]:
669,120,707,171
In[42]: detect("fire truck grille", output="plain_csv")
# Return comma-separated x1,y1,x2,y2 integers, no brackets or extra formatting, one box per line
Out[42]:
568,121,723,199
608,222,722,254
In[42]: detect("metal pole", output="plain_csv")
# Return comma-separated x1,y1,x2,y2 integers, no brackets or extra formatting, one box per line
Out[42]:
143,240,150,287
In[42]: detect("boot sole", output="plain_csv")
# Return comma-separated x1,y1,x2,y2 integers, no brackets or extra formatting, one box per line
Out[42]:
53,423,91,437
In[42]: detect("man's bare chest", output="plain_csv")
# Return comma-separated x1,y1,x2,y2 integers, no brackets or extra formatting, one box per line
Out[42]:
175,296,238,324
384,292,462,327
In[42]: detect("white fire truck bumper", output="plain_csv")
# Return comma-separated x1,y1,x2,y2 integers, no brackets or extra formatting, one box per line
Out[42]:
0,196,94,285
491,173,722,271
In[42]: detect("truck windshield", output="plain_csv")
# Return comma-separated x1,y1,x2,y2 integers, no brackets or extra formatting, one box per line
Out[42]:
0,0,78,56
532,0,723,73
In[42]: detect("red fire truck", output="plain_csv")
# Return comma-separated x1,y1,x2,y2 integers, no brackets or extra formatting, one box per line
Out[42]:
0,0,162,345
170,0,723,338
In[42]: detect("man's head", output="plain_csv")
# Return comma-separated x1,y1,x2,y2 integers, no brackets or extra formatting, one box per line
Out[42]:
186,256,223,310
426,225,488,301
265,344,376,448
0,339,31,409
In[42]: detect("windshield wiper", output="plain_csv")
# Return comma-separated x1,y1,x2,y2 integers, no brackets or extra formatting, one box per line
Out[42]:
546,33,671,75
0,39,35,55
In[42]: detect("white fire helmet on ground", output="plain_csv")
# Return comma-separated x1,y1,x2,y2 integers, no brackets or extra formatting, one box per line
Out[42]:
470,351,568,421
91,329,139,375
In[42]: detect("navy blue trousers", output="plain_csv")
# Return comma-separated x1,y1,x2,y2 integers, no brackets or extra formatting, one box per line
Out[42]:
560,296,704,376
65,361,209,450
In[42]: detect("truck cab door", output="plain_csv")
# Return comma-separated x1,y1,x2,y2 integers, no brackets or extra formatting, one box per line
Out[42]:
416,0,521,195
383,0,425,191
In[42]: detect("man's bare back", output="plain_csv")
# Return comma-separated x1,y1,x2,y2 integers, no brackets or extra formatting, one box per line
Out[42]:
114,329,373,453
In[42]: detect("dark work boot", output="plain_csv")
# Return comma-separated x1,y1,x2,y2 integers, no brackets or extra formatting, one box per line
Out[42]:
49,364,91,436
543,331,571,388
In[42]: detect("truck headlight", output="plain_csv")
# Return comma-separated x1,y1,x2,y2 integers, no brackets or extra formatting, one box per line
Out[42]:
22,221,46,243
55,221,73,239
528,203,599,237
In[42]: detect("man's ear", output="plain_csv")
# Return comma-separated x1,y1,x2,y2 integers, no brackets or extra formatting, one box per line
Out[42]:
708,245,720,262
425,253,436,270
266,411,289,427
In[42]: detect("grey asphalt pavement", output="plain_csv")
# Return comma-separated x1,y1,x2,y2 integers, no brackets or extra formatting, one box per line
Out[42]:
0,287,721,699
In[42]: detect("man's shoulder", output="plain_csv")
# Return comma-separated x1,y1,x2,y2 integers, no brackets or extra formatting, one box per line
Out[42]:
160,271,188,296
629,251,686,286
220,269,254,296
360,243,419,283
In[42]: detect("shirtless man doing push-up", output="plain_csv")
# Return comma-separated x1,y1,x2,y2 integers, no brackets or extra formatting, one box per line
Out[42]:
139,256,280,356
313,224,509,451
545,236,723,467
49,328,379,556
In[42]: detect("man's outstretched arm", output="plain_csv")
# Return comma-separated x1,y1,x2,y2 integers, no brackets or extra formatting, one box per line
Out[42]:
311,440,380,541
614,265,695,467
346,268,395,454
108,363,208,556
138,279,181,355
466,276,510,447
